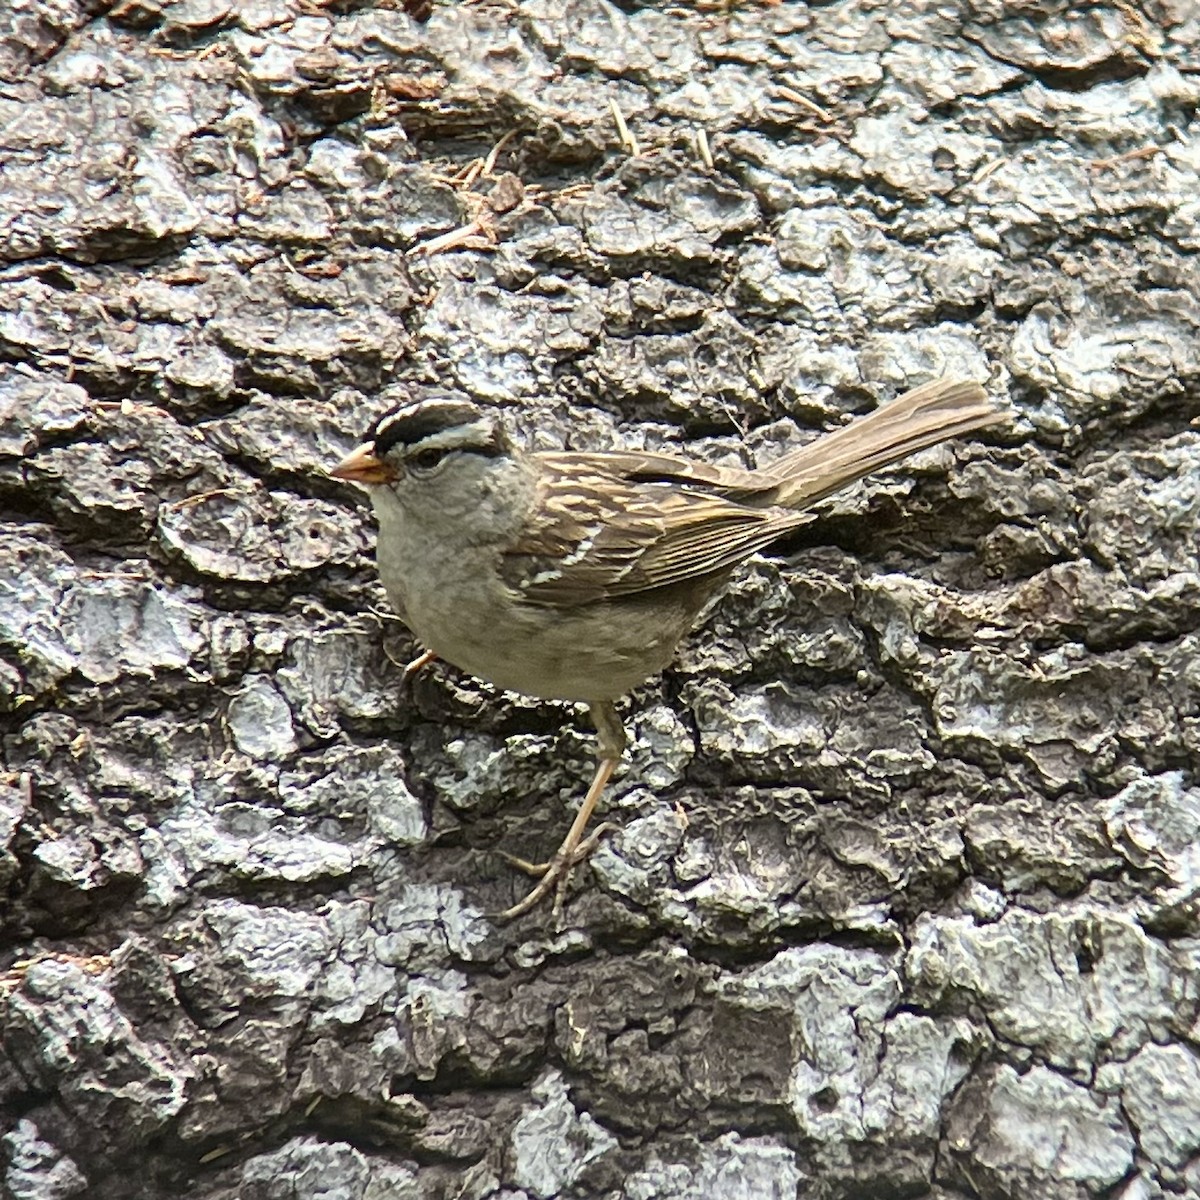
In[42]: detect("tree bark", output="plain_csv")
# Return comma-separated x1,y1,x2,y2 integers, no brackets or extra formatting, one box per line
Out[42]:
2,1,1199,1198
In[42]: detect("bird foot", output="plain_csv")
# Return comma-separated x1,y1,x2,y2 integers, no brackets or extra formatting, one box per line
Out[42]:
495,822,617,925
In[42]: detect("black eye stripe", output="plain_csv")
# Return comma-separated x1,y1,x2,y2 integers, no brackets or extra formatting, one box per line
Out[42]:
411,439,504,460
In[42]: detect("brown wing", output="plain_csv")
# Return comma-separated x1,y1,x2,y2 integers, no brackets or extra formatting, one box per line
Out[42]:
501,452,812,608
544,448,779,497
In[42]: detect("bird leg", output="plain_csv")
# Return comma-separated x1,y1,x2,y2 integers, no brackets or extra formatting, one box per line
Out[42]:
401,648,438,688
495,701,626,925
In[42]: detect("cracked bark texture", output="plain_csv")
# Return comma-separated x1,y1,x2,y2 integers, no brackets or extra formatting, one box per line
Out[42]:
2,0,1199,1197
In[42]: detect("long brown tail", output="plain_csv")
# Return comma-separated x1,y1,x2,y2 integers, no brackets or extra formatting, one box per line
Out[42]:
764,379,1004,510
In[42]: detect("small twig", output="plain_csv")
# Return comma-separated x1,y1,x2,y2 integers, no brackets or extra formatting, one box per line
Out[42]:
1088,144,1163,171
482,129,517,176
163,488,240,511
970,157,1006,185
775,85,833,122
455,158,485,189
609,98,640,156
414,214,496,255
695,126,714,170
551,182,594,201
80,569,149,582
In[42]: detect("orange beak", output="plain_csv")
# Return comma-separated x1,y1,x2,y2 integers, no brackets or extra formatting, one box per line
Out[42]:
330,443,396,485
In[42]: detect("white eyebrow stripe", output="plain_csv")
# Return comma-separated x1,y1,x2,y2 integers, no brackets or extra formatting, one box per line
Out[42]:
401,420,498,454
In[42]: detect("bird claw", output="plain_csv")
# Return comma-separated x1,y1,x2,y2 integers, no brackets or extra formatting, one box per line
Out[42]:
494,822,617,925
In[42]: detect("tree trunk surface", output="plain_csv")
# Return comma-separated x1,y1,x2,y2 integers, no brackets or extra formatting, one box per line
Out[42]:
1,1,1199,1198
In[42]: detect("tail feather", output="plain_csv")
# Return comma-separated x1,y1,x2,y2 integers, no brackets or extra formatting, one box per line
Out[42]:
764,379,1005,510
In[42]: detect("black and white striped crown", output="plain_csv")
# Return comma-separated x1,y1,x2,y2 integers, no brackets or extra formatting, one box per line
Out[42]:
369,393,505,458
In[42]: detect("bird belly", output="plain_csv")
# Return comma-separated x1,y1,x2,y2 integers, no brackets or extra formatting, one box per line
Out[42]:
414,591,690,703
374,510,714,703
386,561,691,703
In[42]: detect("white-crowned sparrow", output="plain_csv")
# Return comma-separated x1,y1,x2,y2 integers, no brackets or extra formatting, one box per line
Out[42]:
332,379,1004,921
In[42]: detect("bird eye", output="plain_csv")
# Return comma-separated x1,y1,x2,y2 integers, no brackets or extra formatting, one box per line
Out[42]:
410,447,449,472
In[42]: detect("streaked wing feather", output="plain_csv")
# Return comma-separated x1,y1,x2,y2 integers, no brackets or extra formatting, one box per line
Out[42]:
500,379,1001,608
503,457,811,608
537,449,776,496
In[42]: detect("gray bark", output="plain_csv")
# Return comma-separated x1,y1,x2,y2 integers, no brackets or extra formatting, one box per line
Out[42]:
2,0,1199,1198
